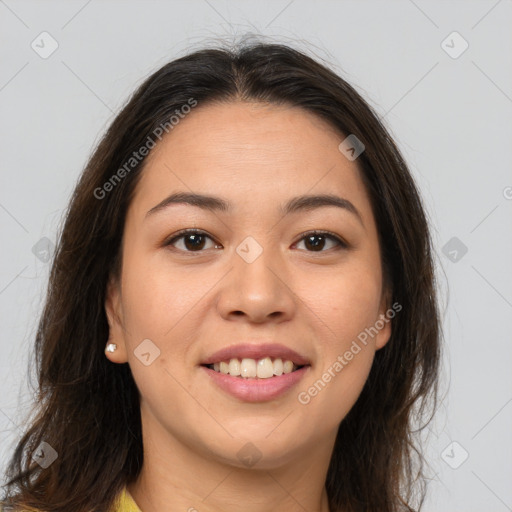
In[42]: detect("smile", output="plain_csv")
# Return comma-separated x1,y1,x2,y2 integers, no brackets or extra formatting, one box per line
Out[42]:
201,360,311,403
204,356,304,379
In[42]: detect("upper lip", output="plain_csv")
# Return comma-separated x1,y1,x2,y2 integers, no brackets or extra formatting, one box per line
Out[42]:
201,343,311,366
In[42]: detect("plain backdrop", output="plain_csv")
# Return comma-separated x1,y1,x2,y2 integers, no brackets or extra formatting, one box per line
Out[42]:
1,1,511,511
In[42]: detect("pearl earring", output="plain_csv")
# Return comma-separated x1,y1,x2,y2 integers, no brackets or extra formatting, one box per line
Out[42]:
105,343,117,353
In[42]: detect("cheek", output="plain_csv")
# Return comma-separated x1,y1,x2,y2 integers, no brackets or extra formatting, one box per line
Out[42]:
120,246,209,339
305,262,383,349
117,247,205,400
292,264,381,427
297,346,375,440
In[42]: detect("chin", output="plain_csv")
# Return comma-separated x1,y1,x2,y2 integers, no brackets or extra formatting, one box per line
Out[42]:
203,434,309,471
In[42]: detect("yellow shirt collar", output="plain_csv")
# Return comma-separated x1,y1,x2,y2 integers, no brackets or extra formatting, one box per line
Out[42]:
113,486,143,512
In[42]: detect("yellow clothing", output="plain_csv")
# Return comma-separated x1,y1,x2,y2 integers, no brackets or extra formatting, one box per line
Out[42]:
112,486,142,512
4,486,141,512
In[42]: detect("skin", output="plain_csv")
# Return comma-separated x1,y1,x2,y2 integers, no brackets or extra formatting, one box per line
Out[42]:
105,101,392,512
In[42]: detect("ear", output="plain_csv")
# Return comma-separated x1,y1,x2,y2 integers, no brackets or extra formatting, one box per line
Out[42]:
375,286,393,351
104,276,129,363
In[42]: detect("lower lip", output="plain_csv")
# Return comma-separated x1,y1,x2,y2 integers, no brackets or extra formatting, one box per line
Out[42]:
201,365,310,403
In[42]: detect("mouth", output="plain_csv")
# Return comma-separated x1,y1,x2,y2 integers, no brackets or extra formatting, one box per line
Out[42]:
200,360,311,403
201,357,308,379
199,342,311,401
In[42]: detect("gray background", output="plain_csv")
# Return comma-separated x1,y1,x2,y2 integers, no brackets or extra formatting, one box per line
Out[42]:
1,1,511,511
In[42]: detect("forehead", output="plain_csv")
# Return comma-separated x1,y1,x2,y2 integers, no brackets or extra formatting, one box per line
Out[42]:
131,101,372,220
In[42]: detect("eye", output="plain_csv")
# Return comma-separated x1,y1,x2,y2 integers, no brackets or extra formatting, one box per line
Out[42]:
293,230,347,252
164,229,221,252
164,229,347,253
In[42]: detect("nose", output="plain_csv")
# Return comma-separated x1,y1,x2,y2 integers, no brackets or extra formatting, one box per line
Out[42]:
216,243,296,324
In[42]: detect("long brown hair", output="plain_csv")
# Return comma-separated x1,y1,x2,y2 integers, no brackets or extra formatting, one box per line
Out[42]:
1,40,441,512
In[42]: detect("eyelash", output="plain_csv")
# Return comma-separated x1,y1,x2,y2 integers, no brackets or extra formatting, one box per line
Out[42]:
163,229,348,253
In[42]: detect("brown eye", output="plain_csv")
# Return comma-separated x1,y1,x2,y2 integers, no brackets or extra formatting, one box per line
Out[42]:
164,229,346,253
294,231,347,252
165,230,219,252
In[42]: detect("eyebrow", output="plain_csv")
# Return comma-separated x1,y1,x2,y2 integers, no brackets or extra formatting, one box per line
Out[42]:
146,191,364,227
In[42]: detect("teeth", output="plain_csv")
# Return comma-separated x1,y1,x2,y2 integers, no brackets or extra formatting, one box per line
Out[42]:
283,360,294,374
257,357,273,378
208,357,300,378
228,358,241,376
273,358,283,376
240,358,257,378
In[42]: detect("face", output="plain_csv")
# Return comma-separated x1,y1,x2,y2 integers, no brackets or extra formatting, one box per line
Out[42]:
105,101,392,469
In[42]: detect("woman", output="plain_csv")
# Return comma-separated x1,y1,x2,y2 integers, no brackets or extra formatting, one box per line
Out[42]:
1,40,441,512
